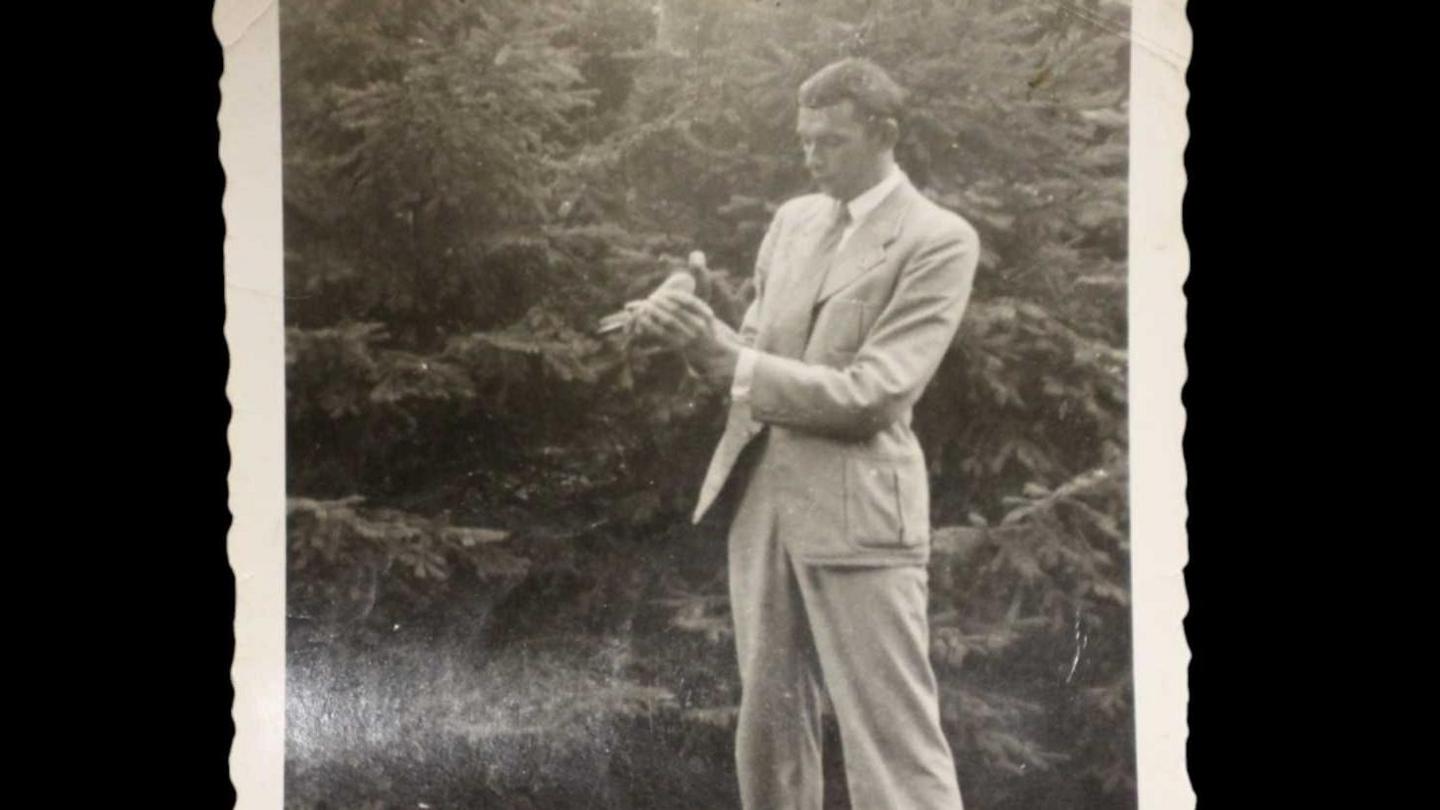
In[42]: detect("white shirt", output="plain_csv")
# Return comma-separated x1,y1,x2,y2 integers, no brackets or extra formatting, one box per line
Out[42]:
730,167,906,402
836,165,906,253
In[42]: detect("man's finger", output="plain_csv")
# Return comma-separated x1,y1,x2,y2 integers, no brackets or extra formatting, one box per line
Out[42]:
674,309,711,338
651,289,713,320
646,304,703,344
654,289,712,317
648,305,695,335
636,302,671,333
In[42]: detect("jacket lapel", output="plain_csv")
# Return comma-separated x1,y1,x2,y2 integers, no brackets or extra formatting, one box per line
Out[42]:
757,179,917,359
813,179,915,306
757,202,833,358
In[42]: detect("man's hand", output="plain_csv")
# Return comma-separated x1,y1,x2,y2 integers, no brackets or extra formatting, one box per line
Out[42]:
635,288,742,385
636,289,716,349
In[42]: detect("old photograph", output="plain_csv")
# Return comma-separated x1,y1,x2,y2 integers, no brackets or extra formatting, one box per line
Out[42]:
223,0,1190,807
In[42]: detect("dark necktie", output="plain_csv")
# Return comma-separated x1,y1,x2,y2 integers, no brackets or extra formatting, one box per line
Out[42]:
814,200,852,266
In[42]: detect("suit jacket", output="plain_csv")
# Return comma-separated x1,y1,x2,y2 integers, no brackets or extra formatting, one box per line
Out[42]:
688,176,980,566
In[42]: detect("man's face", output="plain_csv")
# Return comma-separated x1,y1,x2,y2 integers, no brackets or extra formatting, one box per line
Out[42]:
796,100,889,202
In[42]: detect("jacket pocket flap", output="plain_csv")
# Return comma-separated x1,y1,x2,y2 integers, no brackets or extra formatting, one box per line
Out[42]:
846,456,925,548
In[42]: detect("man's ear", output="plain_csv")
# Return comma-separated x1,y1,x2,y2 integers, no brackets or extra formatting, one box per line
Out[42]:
870,116,900,150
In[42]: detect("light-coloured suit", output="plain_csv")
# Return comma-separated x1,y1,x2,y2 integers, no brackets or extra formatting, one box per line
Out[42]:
688,172,979,810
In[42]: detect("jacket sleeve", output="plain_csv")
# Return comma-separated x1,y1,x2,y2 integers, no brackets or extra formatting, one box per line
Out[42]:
686,204,786,387
746,222,979,440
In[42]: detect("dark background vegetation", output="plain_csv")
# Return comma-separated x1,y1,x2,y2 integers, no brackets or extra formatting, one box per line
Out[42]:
281,1,1134,808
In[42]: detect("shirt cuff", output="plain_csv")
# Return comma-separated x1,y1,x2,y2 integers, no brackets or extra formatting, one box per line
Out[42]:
730,347,757,401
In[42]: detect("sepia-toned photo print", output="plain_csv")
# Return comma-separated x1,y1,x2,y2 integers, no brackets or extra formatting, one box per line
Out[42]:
223,0,1190,807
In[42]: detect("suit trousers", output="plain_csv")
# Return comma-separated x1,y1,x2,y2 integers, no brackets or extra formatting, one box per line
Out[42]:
726,437,965,810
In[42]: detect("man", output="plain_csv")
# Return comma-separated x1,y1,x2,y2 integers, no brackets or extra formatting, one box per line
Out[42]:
639,58,978,810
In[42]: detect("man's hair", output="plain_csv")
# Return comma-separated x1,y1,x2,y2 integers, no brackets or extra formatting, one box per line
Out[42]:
797,58,907,132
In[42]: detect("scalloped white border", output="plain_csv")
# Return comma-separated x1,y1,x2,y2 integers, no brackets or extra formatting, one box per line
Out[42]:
220,1,284,806
220,1,1192,806
1128,0,1191,806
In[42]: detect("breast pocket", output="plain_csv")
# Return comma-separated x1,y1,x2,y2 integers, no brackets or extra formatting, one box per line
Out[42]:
811,298,877,355
845,456,929,549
